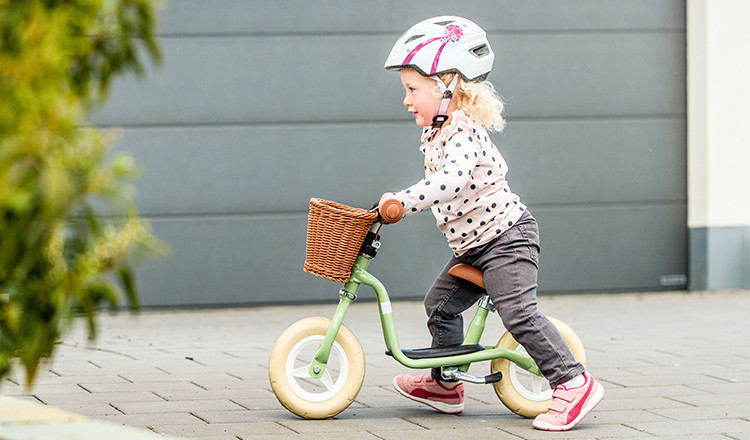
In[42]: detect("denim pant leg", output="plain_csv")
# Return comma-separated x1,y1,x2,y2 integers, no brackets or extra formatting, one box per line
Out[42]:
465,213,585,388
424,257,485,379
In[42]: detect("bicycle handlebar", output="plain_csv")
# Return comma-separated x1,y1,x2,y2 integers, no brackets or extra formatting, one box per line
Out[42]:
379,199,403,224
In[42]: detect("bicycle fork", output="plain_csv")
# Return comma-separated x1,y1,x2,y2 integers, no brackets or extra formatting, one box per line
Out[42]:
307,289,357,379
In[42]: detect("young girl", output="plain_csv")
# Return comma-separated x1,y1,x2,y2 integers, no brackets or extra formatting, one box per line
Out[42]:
379,16,603,431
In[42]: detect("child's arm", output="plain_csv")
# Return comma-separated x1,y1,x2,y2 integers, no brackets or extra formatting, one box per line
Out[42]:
381,131,479,217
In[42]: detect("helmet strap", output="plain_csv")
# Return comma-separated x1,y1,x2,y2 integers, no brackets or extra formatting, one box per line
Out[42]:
431,74,459,129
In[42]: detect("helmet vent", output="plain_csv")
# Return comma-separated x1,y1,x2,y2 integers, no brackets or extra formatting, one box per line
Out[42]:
470,44,490,58
434,20,455,26
405,34,424,44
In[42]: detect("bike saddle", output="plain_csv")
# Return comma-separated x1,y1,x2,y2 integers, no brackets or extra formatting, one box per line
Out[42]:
448,263,485,290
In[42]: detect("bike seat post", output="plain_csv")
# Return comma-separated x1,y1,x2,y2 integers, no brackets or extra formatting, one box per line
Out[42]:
453,298,493,374
462,295,493,348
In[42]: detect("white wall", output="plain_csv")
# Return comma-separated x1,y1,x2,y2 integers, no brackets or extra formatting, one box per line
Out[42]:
688,0,750,229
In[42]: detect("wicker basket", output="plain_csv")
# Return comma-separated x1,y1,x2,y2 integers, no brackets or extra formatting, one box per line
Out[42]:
303,198,378,283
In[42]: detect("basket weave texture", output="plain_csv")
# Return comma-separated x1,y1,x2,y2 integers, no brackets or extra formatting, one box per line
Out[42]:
303,198,378,283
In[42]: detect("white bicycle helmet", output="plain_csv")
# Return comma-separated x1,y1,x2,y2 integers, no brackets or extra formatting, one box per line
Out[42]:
384,16,494,82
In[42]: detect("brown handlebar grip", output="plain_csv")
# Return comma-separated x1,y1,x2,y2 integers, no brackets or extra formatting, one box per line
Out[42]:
380,199,404,224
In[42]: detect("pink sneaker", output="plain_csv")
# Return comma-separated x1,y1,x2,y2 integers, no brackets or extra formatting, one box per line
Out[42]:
393,374,464,414
533,372,604,431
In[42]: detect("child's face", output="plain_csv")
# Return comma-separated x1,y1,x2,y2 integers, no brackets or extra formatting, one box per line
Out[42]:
400,68,443,128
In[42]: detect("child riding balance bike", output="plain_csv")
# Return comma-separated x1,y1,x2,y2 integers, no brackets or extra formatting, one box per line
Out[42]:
269,16,603,432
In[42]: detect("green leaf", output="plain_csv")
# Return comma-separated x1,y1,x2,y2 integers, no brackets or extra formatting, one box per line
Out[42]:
118,265,139,312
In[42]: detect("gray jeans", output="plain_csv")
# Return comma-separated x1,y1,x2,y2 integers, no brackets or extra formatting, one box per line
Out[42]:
425,211,585,388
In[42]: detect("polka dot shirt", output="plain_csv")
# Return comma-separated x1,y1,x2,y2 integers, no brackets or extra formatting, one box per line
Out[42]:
390,110,527,256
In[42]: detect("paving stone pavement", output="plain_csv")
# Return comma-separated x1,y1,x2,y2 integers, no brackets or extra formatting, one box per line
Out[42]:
1,289,749,440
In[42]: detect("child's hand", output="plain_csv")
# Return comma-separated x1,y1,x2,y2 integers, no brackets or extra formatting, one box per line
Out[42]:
379,193,395,208
378,193,404,224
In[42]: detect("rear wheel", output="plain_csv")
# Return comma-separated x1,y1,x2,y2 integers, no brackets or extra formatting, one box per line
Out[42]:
491,317,586,418
268,317,365,419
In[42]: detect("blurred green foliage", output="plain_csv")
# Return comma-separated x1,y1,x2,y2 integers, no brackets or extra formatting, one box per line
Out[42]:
0,0,165,384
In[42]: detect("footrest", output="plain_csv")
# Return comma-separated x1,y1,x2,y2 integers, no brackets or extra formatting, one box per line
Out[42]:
385,344,485,360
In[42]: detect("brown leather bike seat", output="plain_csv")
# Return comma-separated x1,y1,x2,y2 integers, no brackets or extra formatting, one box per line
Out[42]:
448,263,485,290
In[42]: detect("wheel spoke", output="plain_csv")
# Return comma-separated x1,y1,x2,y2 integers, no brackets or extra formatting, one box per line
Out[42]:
290,363,335,393
319,369,334,392
290,364,312,378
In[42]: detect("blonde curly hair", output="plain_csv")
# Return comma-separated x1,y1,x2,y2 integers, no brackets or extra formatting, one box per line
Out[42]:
435,72,506,132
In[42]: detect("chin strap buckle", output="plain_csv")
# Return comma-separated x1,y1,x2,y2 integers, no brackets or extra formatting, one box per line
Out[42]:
432,114,449,128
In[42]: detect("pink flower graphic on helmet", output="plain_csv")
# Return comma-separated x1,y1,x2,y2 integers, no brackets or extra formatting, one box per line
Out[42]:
441,25,463,43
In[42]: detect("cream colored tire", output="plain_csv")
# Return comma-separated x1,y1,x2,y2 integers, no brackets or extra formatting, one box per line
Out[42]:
268,317,365,419
491,317,586,418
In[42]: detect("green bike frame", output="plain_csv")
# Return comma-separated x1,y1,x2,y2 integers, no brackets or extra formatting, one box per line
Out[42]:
308,252,543,380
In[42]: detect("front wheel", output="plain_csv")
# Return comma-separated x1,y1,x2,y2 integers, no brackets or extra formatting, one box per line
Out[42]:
491,317,586,418
268,317,365,419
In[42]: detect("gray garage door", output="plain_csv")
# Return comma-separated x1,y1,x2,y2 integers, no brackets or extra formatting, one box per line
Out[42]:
98,0,687,306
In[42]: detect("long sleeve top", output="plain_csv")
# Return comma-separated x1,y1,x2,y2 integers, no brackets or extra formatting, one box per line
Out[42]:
390,110,527,255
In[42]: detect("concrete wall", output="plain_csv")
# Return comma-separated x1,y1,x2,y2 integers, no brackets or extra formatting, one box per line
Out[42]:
97,1,688,306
